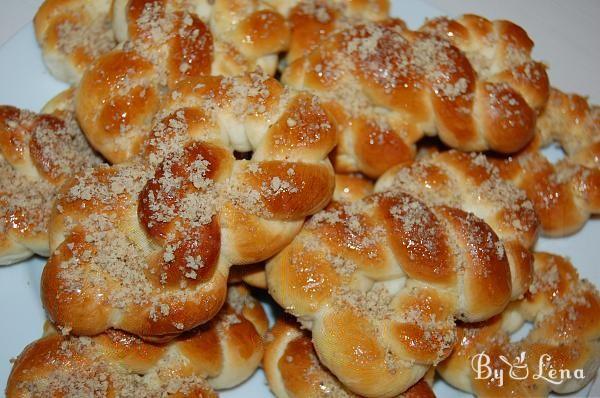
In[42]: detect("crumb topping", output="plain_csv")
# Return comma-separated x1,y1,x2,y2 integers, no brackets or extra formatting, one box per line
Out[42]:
56,16,115,61
50,72,334,328
15,334,212,398
0,107,102,239
387,152,536,240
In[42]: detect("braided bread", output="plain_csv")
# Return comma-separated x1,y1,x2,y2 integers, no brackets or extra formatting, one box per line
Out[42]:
264,317,436,398
229,173,375,289
376,150,538,300
283,15,549,177
438,253,600,396
0,90,103,265
34,0,116,84
492,88,600,236
7,285,268,398
77,0,289,163
266,150,537,397
43,73,336,341
265,0,389,63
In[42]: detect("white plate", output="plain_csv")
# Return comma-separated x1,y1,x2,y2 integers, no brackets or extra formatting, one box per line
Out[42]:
0,1,598,396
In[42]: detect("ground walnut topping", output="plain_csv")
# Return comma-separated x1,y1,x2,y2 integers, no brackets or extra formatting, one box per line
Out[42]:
56,16,115,59
58,153,221,317
0,159,55,235
16,335,211,398
0,106,103,238
31,112,103,181
333,285,394,321
389,152,535,235
308,21,474,127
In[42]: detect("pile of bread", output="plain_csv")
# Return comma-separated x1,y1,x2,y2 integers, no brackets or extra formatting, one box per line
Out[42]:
2,1,599,397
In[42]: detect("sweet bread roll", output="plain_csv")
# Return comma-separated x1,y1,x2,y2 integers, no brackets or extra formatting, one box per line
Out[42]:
230,173,374,289
283,15,549,177
34,0,116,84
266,151,537,397
265,0,389,63
376,150,538,300
77,0,289,163
264,317,436,398
492,88,600,236
7,285,268,398
438,253,600,397
0,90,103,265
43,73,336,341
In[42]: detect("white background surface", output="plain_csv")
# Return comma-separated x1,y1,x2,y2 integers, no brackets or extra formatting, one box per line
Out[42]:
0,1,599,397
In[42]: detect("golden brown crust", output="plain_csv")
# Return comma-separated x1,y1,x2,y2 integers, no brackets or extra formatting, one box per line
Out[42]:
0,90,103,265
264,318,436,398
44,73,336,340
333,173,374,204
34,0,116,84
492,88,600,236
266,0,390,63
7,286,267,398
230,173,374,290
266,150,537,397
229,263,269,289
77,0,290,163
376,150,538,300
437,253,600,397
283,15,549,177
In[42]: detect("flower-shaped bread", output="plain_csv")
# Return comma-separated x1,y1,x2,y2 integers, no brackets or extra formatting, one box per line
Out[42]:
43,73,336,340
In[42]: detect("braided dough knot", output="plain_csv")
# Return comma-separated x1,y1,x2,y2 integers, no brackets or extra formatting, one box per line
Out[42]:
438,253,600,397
283,15,549,177
44,73,336,341
377,150,539,299
264,318,436,398
266,150,537,397
0,90,103,265
264,0,390,63
493,89,600,236
7,286,269,397
77,0,290,163
34,0,116,84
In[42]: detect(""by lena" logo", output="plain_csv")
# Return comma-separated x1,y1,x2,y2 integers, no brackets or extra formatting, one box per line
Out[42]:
471,351,585,387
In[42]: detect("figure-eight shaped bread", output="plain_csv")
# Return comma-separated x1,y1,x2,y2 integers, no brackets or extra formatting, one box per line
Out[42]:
283,15,549,177
438,253,600,397
43,73,336,341
493,88,600,236
266,150,538,397
77,0,290,163
7,285,268,398
0,90,103,265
